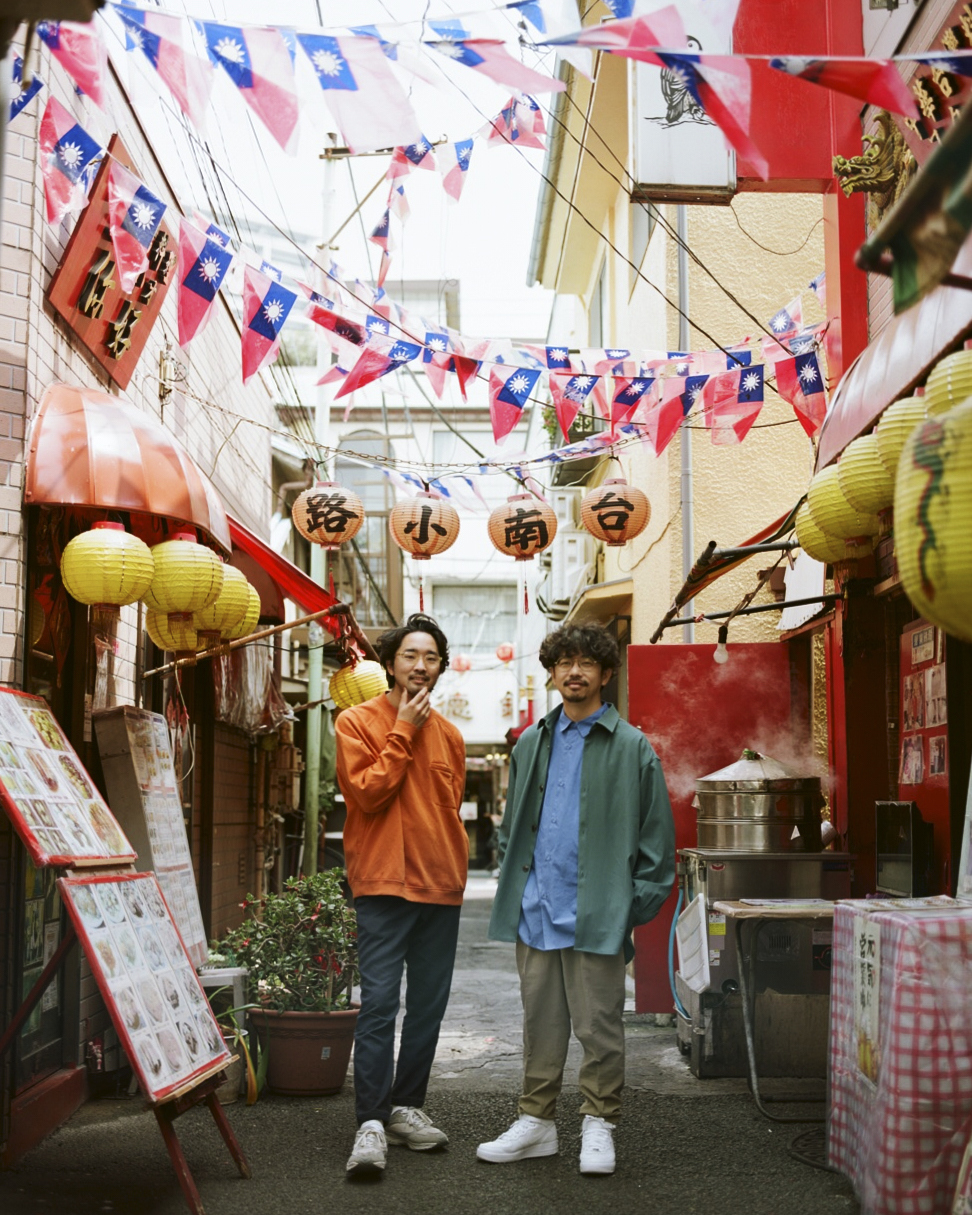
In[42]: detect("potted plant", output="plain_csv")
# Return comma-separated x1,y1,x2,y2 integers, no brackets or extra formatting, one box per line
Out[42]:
220,868,359,1096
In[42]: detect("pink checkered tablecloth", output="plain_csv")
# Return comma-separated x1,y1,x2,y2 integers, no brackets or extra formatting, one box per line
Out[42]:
828,902,972,1215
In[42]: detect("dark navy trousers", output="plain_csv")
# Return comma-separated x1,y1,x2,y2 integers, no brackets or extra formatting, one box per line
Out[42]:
352,895,461,1125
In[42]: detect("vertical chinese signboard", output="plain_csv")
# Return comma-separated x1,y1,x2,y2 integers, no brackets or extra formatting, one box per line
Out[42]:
46,135,176,391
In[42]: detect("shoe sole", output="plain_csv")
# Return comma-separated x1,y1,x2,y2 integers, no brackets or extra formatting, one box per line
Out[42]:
476,1142,559,1163
346,1160,386,1177
386,1134,448,1152
580,1164,615,1175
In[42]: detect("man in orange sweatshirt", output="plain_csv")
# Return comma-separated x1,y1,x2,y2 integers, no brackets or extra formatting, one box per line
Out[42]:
335,613,467,1178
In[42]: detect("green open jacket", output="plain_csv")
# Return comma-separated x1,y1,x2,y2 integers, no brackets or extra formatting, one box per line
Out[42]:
488,704,676,960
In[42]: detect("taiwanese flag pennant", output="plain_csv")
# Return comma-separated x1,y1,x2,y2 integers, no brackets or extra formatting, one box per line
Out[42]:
549,373,599,440
242,267,296,384
193,213,231,248
369,208,392,253
701,366,765,445
36,21,107,107
377,249,391,289
297,33,421,154
775,352,827,439
544,8,688,52
767,295,802,339
453,355,481,402
768,56,917,119
488,366,542,442
644,379,686,455
107,161,166,293
334,337,415,399
423,331,452,363
388,183,410,221
388,136,437,178
39,97,102,225
199,23,300,154
439,140,474,202
425,351,459,400
664,54,769,181
10,56,44,123
176,218,233,348
762,323,824,364
809,272,826,309
117,7,214,134
428,39,564,93
610,376,653,426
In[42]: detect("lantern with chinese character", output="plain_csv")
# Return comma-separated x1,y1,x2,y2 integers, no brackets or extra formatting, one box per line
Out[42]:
581,478,650,546
496,642,514,664
836,435,894,516
924,349,972,416
292,481,364,549
142,532,224,614
488,493,557,561
329,660,388,710
222,583,261,641
895,399,972,643
145,610,201,654
389,490,460,611
192,564,251,646
451,653,472,673
60,521,155,610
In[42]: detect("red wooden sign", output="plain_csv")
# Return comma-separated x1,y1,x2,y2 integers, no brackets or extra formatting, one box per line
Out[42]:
47,134,176,391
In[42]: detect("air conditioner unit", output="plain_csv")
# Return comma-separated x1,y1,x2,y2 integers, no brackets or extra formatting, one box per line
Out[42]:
550,488,580,529
549,528,596,604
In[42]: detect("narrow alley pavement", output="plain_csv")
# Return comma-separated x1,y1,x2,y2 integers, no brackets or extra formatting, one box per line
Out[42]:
0,878,860,1215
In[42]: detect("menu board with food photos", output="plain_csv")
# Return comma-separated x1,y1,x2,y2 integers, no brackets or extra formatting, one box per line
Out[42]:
59,872,231,1103
94,707,206,968
0,688,136,868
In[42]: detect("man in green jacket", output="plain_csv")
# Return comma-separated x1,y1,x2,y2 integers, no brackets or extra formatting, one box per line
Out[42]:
477,622,674,1176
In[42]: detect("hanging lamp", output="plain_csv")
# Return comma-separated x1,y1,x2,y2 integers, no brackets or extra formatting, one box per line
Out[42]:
329,660,388,710
580,478,650,546
836,435,894,516
923,349,972,416
874,395,927,479
192,564,251,646
806,465,879,541
389,490,460,611
292,481,365,549
60,521,155,610
142,532,224,615
221,583,261,642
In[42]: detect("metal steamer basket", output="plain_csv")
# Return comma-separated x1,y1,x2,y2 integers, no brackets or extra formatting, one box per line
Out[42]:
693,749,824,853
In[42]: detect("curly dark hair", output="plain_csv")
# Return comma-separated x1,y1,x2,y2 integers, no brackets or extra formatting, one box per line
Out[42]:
539,623,620,673
376,613,450,687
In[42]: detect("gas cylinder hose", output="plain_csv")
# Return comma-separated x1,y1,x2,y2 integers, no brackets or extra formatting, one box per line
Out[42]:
668,887,690,1020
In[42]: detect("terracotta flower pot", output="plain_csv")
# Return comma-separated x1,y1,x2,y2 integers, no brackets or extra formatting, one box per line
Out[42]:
249,1007,359,1096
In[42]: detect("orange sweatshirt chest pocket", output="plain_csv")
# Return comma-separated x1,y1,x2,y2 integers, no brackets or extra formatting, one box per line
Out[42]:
428,761,457,811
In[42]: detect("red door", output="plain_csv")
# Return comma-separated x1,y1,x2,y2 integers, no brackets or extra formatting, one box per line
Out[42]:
627,642,806,1012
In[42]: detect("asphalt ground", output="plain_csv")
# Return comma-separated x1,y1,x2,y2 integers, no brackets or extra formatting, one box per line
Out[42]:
0,879,861,1215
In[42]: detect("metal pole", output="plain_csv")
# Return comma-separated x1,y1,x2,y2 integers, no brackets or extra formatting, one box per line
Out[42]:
303,134,338,877
677,205,694,643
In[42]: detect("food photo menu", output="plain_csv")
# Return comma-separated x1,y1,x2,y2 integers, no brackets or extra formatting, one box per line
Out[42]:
59,872,231,1104
0,688,136,868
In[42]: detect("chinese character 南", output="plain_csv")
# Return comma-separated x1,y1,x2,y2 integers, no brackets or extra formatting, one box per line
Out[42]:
593,489,636,534
404,504,447,546
503,507,548,552
302,492,360,538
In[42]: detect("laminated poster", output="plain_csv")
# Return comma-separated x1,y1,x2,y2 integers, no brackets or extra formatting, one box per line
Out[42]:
59,872,230,1104
0,688,135,868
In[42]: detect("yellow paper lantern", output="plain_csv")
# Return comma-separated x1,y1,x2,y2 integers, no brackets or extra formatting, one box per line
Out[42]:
794,503,873,564
292,481,364,549
145,610,201,653
192,565,251,639
488,493,558,561
581,478,650,546
221,584,261,641
924,349,972,416
837,435,894,515
329,660,388,710
874,396,927,479
143,532,224,614
389,492,460,561
806,465,879,540
895,399,972,643
60,522,155,608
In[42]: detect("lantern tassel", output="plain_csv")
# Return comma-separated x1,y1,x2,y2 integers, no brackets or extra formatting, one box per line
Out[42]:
519,563,529,616
418,571,425,613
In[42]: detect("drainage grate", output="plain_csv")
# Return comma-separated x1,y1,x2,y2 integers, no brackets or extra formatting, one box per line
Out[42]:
789,1126,834,1172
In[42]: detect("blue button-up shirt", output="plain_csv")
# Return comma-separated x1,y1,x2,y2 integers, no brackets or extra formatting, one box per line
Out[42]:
517,703,609,950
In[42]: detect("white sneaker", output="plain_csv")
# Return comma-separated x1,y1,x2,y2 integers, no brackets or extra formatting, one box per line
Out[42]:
477,1114,558,1163
386,1106,449,1151
346,1119,387,1176
579,1115,615,1175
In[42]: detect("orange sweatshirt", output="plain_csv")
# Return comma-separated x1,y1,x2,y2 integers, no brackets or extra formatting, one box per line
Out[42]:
335,693,468,905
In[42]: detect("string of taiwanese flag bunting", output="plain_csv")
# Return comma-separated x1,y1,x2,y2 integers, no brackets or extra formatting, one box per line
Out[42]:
23,5,972,190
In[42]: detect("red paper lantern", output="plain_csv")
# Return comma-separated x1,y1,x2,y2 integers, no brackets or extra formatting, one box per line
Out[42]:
495,642,514,664
389,491,460,561
487,493,557,561
292,481,364,549
451,653,472,673
581,478,651,546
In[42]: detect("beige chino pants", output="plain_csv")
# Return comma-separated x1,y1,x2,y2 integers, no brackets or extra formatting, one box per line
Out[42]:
515,940,626,1123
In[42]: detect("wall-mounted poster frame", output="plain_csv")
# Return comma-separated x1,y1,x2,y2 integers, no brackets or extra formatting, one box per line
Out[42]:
59,872,230,1104
0,688,136,868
